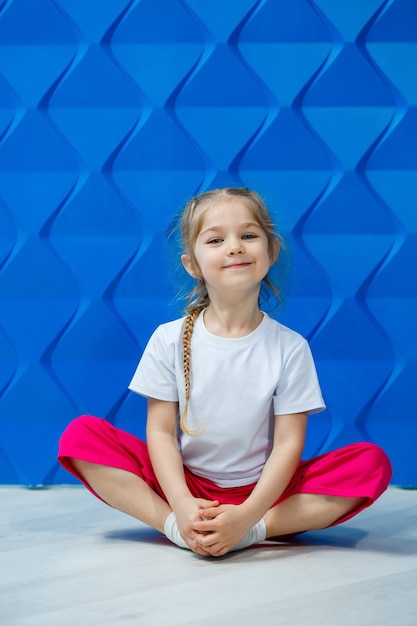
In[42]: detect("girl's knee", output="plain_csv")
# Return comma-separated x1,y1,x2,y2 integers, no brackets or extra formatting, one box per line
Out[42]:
58,415,108,464
60,414,101,441
361,441,391,467
58,415,110,479
358,442,392,489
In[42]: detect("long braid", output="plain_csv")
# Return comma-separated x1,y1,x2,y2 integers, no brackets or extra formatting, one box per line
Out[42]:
180,305,206,436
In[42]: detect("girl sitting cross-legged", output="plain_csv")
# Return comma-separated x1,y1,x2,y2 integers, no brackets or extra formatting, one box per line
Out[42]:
58,187,392,557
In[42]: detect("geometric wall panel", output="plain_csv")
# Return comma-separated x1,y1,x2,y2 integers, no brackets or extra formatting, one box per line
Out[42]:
0,0,416,485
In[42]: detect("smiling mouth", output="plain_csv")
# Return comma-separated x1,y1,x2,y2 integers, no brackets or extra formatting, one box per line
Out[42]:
224,262,251,269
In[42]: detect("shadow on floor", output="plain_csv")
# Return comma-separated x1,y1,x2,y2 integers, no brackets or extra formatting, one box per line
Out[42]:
103,517,417,560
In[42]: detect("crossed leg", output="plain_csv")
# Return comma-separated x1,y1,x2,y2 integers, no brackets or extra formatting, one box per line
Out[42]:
264,493,367,538
70,459,366,541
71,459,171,533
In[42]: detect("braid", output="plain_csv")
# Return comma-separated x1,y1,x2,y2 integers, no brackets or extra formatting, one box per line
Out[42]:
180,305,206,436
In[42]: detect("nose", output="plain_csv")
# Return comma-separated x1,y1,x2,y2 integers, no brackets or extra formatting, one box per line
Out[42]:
228,238,244,255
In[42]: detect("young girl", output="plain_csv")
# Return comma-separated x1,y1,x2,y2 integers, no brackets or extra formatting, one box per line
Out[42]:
58,187,392,557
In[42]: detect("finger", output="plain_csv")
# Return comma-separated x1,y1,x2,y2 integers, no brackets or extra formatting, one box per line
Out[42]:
199,499,220,509
192,519,216,534
198,506,222,519
191,540,213,557
198,540,229,558
194,531,223,550
211,545,230,557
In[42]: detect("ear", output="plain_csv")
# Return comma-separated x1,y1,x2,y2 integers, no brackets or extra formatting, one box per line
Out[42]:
181,254,199,278
269,239,280,265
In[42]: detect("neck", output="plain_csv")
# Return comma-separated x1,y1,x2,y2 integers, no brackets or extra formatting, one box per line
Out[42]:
203,295,263,338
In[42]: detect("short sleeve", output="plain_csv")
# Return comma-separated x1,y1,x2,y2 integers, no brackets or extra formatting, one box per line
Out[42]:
128,326,179,402
273,339,325,416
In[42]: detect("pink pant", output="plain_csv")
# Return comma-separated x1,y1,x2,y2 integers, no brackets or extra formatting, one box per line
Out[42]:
58,415,392,526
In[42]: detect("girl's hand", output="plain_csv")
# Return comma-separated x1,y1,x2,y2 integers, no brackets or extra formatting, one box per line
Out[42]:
191,503,253,557
173,497,220,556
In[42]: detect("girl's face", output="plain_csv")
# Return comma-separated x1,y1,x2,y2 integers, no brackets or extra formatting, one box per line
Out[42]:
182,198,274,299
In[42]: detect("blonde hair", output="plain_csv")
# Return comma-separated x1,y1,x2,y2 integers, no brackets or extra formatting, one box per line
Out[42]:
178,187,283,436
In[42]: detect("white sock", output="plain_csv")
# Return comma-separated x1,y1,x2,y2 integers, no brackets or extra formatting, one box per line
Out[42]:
163,512,266,552
164,512,190,549
230,518,267,551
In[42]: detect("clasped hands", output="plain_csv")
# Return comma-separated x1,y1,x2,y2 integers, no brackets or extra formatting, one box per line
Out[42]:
174,497,252,557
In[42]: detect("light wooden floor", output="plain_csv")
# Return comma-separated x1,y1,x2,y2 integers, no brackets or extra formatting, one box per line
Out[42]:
1,486,416,625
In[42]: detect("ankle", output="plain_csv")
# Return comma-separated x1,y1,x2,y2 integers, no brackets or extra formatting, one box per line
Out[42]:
163,512,190,550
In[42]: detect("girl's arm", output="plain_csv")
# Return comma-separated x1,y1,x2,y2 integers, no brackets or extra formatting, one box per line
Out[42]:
146,397,218,552
239,411,307,523
146,397,190,505
193,412,307,554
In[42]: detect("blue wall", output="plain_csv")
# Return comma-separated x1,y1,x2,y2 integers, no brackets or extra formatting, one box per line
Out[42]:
0,0,415,486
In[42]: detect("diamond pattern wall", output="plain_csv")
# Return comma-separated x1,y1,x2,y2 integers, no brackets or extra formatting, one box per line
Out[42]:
0,0,415,486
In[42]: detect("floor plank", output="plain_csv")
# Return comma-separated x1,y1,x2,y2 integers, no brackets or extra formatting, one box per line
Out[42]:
1,486,416,625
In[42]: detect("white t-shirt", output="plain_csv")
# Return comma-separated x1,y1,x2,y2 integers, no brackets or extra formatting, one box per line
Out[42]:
129,312,325,487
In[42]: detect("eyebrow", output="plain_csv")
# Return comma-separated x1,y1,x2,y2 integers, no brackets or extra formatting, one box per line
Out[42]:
199,222,262,237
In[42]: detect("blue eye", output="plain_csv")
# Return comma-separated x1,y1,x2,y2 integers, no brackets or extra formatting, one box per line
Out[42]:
242,233,257,240
207,238,222,244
